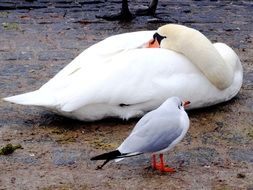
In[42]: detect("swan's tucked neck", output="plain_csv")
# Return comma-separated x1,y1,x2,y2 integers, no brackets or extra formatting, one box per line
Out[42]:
159,24,234,90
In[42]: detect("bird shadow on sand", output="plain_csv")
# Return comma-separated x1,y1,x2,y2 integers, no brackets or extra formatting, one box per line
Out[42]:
21,95,240,131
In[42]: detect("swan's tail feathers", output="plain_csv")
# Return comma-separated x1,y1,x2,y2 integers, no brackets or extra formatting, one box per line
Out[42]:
3,90,56,107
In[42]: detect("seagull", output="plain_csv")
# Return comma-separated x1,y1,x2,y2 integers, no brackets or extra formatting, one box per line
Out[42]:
91,97,190,172
96,0,158,21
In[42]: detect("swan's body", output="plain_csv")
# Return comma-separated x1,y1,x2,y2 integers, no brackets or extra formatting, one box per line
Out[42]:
3,24,243,121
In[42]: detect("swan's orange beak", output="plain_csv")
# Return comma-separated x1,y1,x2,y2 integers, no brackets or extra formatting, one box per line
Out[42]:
148,39,160,48
183,101,191,108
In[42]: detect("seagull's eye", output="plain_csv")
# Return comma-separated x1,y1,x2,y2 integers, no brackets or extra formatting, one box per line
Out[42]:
178,102,183,109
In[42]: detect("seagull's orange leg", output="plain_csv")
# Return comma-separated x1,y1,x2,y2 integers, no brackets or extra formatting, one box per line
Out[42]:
159,154,176,172
152,154,157,169
152,154,176,172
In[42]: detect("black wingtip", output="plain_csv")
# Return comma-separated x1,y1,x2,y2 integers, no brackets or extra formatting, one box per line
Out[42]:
90,150,122,161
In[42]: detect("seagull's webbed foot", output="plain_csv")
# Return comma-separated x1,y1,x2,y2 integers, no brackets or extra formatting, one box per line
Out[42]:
95,159,110,170
153,163,176,172
152,154,176,173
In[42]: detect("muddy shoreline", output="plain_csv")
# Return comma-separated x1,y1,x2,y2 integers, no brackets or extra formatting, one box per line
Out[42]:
0,1,253,189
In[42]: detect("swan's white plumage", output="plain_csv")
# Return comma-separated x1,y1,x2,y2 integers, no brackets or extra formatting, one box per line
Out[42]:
3,25,243,121
43,30,155,87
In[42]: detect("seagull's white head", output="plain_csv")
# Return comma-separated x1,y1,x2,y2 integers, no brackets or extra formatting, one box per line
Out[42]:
162,97,190,111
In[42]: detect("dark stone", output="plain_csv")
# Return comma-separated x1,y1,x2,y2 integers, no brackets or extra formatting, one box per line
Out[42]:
170,147,222,166
52,149,87,166
78,0,105,5
0,63,43,77
244,71,253,90
229,149,253,163
37,51,75,61
0,1,47,10
0,3,16,10
237,173,246,178
54,4,81,9
0,51,33,61
59,40,83,50
0,155,39,165
118,154,149,167
183,9,191,13
16,3,47,10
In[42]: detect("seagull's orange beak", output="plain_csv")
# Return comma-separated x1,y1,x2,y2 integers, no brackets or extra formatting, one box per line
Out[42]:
148,39,160,48
183,101,191,108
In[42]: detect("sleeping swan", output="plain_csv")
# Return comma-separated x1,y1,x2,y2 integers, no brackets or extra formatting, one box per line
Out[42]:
3,24,243,121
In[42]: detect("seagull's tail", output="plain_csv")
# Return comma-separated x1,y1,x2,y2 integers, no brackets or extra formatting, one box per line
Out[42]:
3,90,56,107
91,150,122,161
91,150,142,161
91,150,142,169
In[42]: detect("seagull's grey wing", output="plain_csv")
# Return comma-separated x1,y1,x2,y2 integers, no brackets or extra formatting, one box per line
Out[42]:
118,116,183,154
131,110,156,133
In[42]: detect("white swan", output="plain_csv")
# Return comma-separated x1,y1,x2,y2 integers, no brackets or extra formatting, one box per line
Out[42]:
3,24,243,121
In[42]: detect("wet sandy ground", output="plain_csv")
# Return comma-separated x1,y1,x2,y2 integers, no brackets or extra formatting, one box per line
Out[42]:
0,0,253,189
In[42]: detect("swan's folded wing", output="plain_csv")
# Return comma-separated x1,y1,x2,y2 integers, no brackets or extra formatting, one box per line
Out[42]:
42,30,155,88
54,48,195,112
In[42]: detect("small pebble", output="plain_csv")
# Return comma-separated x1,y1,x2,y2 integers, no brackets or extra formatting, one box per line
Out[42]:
237,173,246,178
